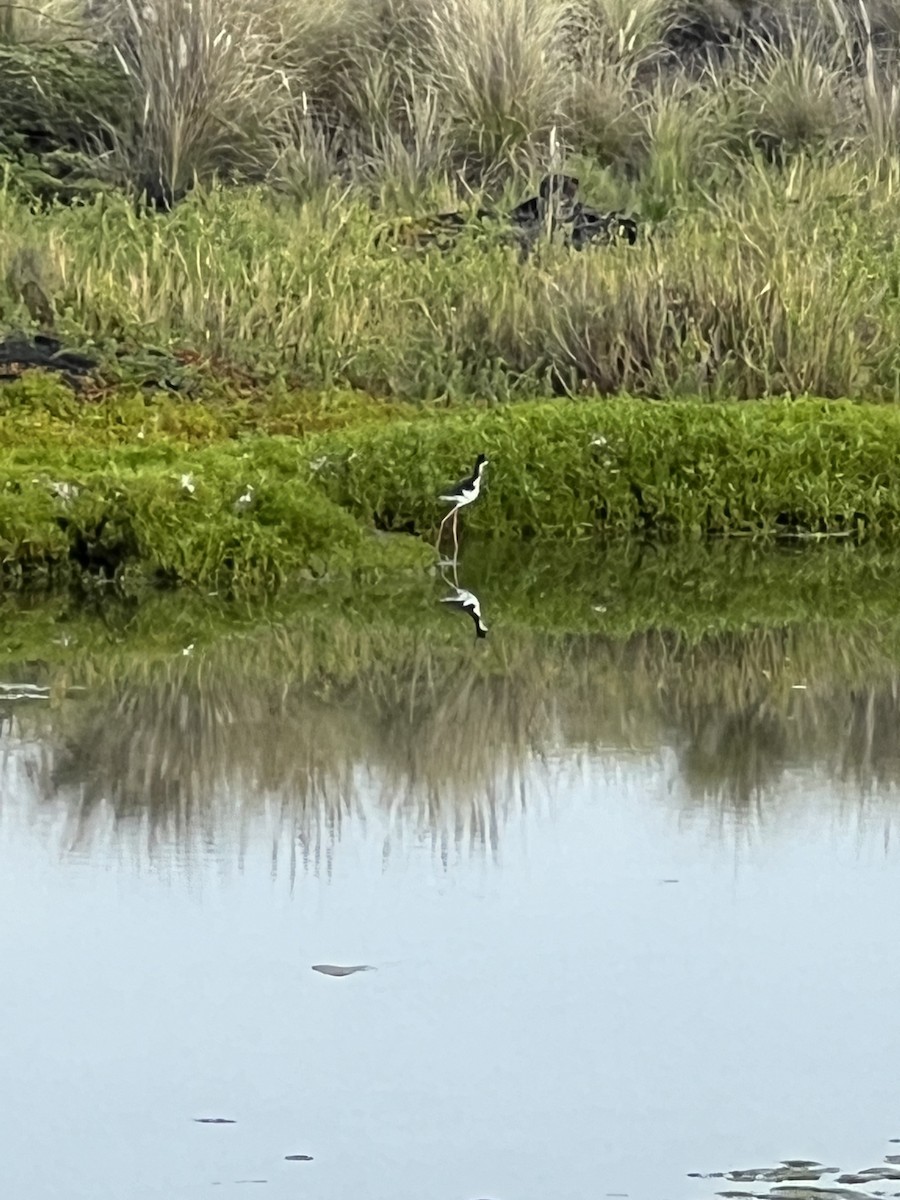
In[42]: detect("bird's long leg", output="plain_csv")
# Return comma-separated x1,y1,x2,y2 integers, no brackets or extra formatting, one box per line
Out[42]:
451,507,460,560
437,506,456,550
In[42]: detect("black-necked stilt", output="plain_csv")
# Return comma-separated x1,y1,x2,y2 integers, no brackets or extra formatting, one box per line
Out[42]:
437,453,488,557
440,584,488,639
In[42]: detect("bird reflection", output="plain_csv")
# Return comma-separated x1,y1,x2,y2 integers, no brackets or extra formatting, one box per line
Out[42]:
440,583,488,640
439,561,488,640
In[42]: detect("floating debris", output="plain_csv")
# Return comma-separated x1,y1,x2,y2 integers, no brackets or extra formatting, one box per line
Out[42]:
0,682,51,701
837,1166,900,1183
697,1156,896,1200
718,1189,875,1200
310,964,374,977
727,1167,815,1181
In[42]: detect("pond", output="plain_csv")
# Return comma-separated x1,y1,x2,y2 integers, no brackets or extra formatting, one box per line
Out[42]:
2,540,900,1200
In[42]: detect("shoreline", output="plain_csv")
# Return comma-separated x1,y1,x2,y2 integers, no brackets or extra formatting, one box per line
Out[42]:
3,378,900,590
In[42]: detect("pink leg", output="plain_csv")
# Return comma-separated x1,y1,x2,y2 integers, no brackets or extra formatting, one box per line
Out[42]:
452,508,460,558
437,507,455,549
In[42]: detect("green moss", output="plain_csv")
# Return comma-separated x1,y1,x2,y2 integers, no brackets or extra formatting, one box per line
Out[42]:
308,397,900,539
0,445,432,589
4,389,900,590
0,371,428,448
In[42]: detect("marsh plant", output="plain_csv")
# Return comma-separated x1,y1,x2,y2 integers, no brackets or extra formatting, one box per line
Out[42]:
44,0,900,192
3,164,900,405
5,1,900,402
6,382,900,586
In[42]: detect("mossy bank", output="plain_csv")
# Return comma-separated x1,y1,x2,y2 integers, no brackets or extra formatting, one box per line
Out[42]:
4,372,900,591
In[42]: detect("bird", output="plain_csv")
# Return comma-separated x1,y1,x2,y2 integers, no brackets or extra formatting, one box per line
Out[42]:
440,584,488,640
437,453,488,559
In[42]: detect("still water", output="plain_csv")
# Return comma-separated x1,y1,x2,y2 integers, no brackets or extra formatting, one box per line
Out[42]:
1,543,900,1200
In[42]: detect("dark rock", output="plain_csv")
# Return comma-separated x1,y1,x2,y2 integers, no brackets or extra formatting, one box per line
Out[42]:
380,174,639,256
310,963,375,976
570,204,640,249
0,332,98,388
508,172,581,227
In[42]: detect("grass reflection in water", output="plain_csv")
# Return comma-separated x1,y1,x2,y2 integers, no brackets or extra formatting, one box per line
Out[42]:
4,540,900,869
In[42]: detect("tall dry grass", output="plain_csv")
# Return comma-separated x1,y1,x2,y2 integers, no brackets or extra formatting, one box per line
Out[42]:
8,1,900,401
4,150,900,402
8,0,900,196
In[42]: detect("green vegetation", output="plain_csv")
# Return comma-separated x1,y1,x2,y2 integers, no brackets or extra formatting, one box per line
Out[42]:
8,2,900,582
0,418,433,590
5,376,900,586
307,397,900,538
5,168,900,404
3,0,900,401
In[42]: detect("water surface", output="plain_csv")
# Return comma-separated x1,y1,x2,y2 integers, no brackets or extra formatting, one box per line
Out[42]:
2,542,900,1200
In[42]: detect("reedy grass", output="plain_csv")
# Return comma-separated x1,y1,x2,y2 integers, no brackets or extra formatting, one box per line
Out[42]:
11,0,900,197
100,0,298,204
92,0,900,190
4,152,900,402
